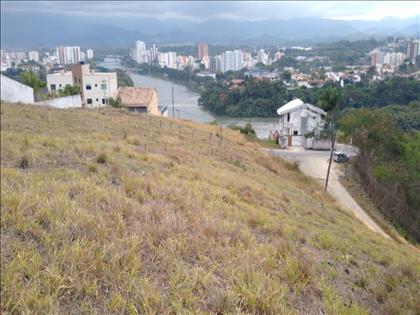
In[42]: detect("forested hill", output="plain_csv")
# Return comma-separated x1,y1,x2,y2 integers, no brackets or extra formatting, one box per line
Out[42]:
198,76,420,117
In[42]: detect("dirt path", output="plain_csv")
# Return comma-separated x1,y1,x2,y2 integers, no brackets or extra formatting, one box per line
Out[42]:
266,148,391,239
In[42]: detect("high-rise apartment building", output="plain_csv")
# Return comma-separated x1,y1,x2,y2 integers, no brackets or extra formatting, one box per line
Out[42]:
28,51,39,62
222,50,243,72
370,49,385,66
406,40,419,61
150,44,158,63
86,48,94,60
56,46,81,65
198,42,208,60
133,41,147,64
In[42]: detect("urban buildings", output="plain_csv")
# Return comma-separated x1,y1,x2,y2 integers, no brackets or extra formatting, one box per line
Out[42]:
383,52,406,66
370,49,385,66
28,51,39,62
133,40,148,64
198,42,208,60
257,49,269,65
158,51,177,68
56,46,81,65
47,63,117,108
222,50,243,72
406,40,419,61
86,48,94,60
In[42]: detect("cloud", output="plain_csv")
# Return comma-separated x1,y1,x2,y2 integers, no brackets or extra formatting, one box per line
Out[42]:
2,1,419,22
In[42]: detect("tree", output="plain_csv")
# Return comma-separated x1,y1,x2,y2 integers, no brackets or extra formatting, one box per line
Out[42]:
58,85,80,97
281,70,291,82
317,87,341,191
108,97,122,108
21,71,46,101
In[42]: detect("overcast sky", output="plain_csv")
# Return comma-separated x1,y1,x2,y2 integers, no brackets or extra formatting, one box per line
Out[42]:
2,1,420,22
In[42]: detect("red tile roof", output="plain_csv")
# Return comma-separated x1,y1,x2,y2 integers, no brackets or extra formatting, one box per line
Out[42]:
117,87,156,108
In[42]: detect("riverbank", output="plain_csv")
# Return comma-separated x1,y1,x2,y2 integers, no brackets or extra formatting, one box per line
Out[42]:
98,58,279,138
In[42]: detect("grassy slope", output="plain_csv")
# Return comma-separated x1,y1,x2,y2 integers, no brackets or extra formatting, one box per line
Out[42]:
1,103,419,314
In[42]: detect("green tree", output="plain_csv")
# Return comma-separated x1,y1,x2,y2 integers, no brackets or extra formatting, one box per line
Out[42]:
21,71,46,100
108,97,122,108
58,85,80,97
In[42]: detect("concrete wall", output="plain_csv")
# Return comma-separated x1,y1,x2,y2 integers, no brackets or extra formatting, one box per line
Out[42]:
35,95,82,108
1,74,34,104
313,138,332,150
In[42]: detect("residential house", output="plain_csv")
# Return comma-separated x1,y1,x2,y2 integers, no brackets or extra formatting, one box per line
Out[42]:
47,63,118,108
277,98,326,147
117,87,160,115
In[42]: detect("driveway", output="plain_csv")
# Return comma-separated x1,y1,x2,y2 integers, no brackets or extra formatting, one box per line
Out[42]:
265,145,390,239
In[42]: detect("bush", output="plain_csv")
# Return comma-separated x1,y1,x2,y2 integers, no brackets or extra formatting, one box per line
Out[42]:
96,152,108,164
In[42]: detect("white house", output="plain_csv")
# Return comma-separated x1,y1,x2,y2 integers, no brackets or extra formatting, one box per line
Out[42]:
277,98,326,147
1,74,34,104
47,63,118,108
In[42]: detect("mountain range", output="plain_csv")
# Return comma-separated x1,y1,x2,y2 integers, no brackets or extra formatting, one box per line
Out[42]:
1,11,419,49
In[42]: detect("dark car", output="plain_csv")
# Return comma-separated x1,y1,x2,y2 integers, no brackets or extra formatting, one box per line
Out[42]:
333,151,349,163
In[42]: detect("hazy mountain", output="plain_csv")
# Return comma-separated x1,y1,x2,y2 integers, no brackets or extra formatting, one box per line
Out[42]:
1,11,418,49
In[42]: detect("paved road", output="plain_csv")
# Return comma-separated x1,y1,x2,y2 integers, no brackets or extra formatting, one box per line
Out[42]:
265,146,390,239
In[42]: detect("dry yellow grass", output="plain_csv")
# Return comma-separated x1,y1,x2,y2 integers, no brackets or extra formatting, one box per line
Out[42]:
1,102,419,314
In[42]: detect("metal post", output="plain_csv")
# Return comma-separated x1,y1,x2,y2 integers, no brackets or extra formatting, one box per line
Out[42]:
172,87,175,118
324,123,336,191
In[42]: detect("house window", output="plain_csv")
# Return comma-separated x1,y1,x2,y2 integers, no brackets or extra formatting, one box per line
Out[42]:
95,84,98,87
293,130,298,135
86,84,92,90
87,98,92,105
50,84,56,90
65,84,71,88
96,98,99,101
101,83,107,90
287,113,291,122
102,98,106,104
59,84,62,87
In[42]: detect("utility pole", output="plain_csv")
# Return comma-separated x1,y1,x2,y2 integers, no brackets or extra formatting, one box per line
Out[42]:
324,122,335,191
176,109,180,120
172,87,175,119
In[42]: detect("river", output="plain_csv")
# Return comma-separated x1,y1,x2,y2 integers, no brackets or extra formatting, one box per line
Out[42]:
99,57,279,138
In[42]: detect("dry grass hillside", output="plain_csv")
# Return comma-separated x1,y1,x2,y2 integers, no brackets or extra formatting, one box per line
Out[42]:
1,102,419,314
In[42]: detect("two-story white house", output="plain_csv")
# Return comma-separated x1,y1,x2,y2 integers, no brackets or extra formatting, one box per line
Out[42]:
277,98,326,147
47,63,118,108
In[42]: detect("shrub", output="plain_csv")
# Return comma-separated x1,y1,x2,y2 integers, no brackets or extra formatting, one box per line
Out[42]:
96,152,108,164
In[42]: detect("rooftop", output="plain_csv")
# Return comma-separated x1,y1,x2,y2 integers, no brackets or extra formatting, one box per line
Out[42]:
117,87,156,108
277,98,326,116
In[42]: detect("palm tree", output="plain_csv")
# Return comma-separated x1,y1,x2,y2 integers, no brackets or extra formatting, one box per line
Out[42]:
317,87,341,191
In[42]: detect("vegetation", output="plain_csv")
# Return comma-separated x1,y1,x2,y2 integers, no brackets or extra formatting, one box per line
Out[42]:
20,70,46,101
228,122,257,139
57,85,80,97
340,107,420,242
108,97,122,108
1,102,419,313
199,76,420,117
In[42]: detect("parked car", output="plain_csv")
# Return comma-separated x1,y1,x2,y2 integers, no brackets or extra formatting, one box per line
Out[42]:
333,151,349,163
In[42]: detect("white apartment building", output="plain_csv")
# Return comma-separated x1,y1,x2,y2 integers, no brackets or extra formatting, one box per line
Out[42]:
222,50,243,72
158,52,177,68
87,48,94,60
56,46,81,65
47,63,117,108
384,52,406,66
28,51,40,62
133,41,147,64
257,49,269,65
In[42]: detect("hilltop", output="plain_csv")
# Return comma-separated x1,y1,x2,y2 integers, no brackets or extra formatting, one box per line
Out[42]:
1,103,419,314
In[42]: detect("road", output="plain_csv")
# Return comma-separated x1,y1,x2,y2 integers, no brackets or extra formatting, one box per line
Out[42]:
265,145,391,239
